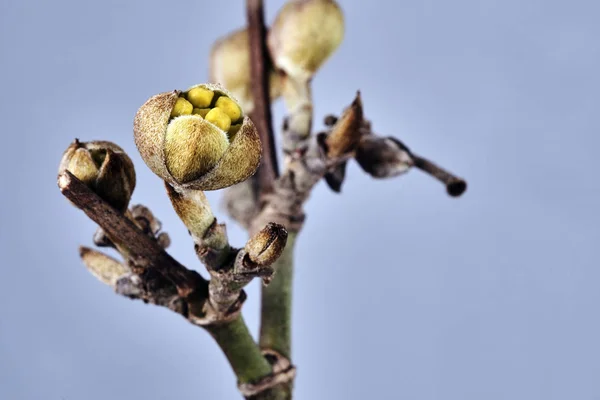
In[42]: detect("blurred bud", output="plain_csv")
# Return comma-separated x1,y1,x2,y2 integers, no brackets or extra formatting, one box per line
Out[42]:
79,247,129,286
268,0,344,81
355,136,414,178
325,91,363,157
58,140,136,212
324,162,347,193
245,223,288,266
133,83,262,191
210,28,282,112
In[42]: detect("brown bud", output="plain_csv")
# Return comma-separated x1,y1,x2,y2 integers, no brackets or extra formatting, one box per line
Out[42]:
133,83,262,191
245,223,288,266
210,28,283,112
58,140,136,212
355,136,414,178
325,92,364,157
268,0,344,80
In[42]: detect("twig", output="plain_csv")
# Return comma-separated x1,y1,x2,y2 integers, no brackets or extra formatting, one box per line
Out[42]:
248,0,279,194
166,183,287,321
411,155,467,197
58,171,204,297
60,171,288,392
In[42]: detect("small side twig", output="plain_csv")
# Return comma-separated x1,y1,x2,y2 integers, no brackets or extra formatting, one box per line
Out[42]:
411,155,467,197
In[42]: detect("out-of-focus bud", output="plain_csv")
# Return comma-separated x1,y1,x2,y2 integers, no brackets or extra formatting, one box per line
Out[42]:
133,83,262,191
354,136,414,178
325,92,363,157
79,247,129,286
245,223,288,266
268,0,344,81
58,140,136,212
210,28,283,112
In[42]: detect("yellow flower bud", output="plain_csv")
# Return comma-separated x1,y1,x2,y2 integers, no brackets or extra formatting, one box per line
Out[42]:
210,28,283,112
58,140,136,212
204,107,232,132
268,0,344,80
133,83,262,191
215,96,242,123
187,87,215,108
171,97,193,117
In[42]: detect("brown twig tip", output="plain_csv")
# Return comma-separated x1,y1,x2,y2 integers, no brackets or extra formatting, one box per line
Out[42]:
325,91,364,157
411,155,467,197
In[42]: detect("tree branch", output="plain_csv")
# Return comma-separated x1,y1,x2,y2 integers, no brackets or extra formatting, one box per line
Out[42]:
248,0,279,195
60,171,295,394
58,171,204,297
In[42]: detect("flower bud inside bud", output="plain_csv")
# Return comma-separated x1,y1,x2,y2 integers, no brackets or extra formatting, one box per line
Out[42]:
171,98,193,118
215,96,242,123
187,87,215,108
164,115,230,183
205,108,232,132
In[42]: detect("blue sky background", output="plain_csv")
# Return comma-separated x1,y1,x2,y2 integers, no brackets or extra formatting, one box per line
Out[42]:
1,0,599,399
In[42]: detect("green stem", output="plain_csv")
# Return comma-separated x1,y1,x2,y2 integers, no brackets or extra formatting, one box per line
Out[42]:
259,233,296,357
207,316,272,384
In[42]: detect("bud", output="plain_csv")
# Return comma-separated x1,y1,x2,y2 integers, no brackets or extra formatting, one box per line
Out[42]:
210,28,282,112
354,136,414,178
58,140,136,212
325,91,363,157
268,0,344,81
245,223,288,266
79,247,129,286
133,83,262,191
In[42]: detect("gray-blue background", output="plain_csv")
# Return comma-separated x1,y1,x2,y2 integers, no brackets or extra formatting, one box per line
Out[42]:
1,0,599,399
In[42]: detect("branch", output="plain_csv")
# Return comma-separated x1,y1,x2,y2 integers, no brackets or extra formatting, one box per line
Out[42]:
60,172,294,393
166,183,287,322
83,253,274,386
248,0,279,195
58,171,204,297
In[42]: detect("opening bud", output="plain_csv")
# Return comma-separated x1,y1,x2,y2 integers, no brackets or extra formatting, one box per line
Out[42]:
58,140,136,212
134,83,262,191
